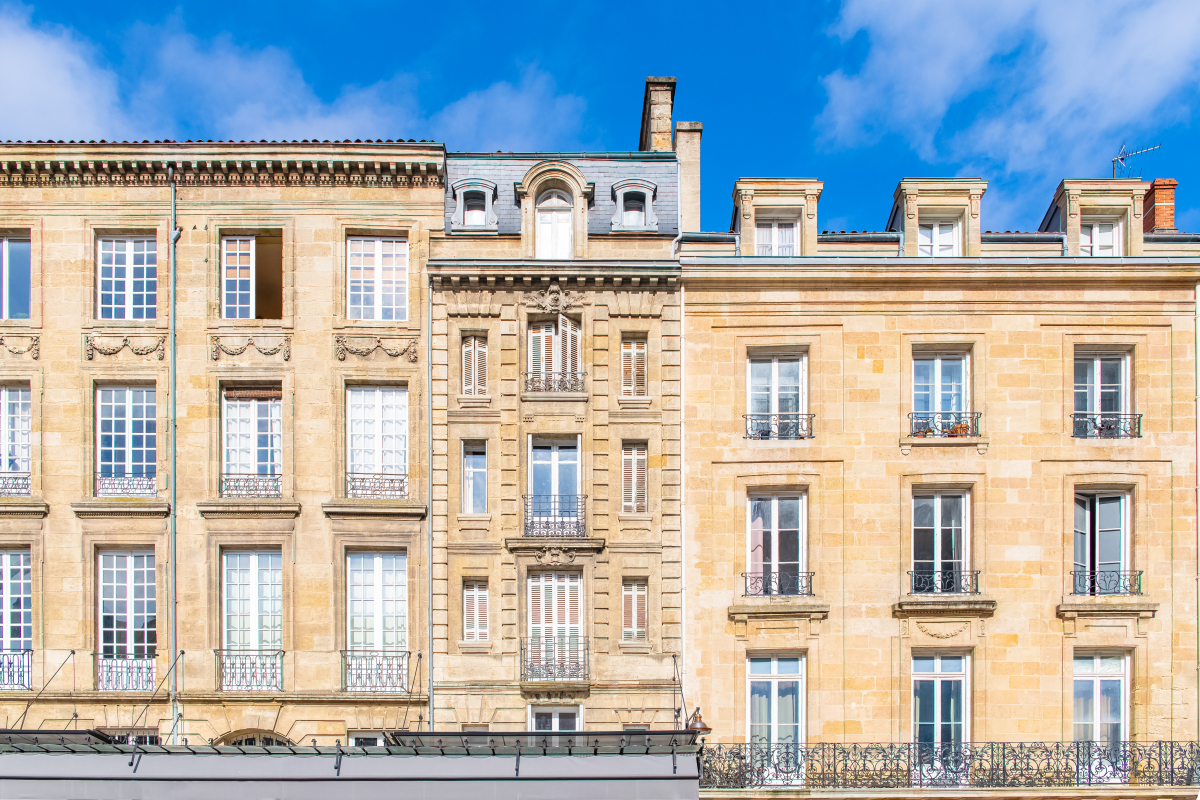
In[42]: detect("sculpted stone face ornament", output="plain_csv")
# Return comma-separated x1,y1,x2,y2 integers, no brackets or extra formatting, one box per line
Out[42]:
524,284,582,314
534,547,577,566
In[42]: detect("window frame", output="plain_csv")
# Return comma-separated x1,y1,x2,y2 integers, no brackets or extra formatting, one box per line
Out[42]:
1079,218,1122,257
0,385,31,476
755,218,798,256
913,352,970,414
912,653,969,745
346,236,409,322
1074,351,1130,415
1072,652,1129,742
621,441,647,514
1073,493,1131,594
222,392,282,477
748,354,808,415
747,495,807,591
463,579,489,642
96,236,157,321
528,315,582,378
346,551,408,653
535,191,574,259
621,578,647,642
530,705,581,732
911,492,970,592
746,654,805,745
96,386,157,481
222,550,283,651
462,440,487,514
610,178,659,232
221,236,256,319
917,219,961,257
620,338,648,397
462,335,488,396
0,237,31,321
98,550,156,660
345,385,408,478
0,549,31,655
450,178,499,232
529,437,581,497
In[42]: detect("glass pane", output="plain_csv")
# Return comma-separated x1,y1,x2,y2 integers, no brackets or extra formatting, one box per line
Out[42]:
5,241,30,320
777,680,799,744
914,360,934,413
914,679,935,742
776,657,800,674
940,358,964,412
558,712,577,732
750,681,771,744
940,656,963,672
749,658,772,675
1074,358,1095,413
917,224,933,257
940,679,963,723
913,657,935,673
749,500,770,574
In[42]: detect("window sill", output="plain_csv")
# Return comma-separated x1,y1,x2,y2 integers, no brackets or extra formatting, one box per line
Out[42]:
458,640,493,653
85,319,166,330
618,513,652,523
72,499,169,519
198,498,301,519
321,499,426,520
893,594,996,618
899,436,989,456
457,395,491,409
456,513,492,522
520,392,587,403
1057,598,1158,619
616,396,652,410
617,641,651,653
449,225,499,235
333,320,417,332
210,319,292,329
0,498,48,517
609,226,660,234
728,598,829,621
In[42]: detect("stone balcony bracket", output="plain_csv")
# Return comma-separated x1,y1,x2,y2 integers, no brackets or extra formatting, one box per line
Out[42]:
520,392,588,404
504,537,606,557
893,595,998,618
519,682,591,701
899,436,989,456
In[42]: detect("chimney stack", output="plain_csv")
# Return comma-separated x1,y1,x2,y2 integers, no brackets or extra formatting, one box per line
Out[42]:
1143,178,1178,233
674,121,703,231
639,77,677,152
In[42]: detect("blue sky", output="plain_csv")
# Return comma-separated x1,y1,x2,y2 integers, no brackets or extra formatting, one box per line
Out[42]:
3,0,1200,233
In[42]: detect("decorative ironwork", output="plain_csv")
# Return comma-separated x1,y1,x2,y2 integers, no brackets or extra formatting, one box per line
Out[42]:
699,741,1200,789
909,412,982,438
220,473,283,498
523,495,587,537
744,413,816,440
218,649,283,691
520,636,588,682
743,571,815,597
85,335,165,361
1071,570,1143,596
342,650,410,692
95,473,157,497
103,729,162,745
0,472,30,496
910,570,981,594
345,472,408,500
211,336,291,361
1072,413,1142,439
0,649,32,689
335,335,419,362
523,372,585,393
97,654,156,692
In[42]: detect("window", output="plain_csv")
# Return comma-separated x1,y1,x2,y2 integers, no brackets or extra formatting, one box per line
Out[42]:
223,550,282,652
223,387,282,477
464,192,487,227
610,179,658,232
0,237,30,320
346,386,408,478
913,353,972,436
747,355,807,439
917,220,959,257
462,335,488,396
97,237,156,320
463,580,489,641
221,234,282,319
351,734,383,747
528,316,581,389
532,707,578,732
462,442,487,514
748,497,806,596
748,656,802,745
1073,494,1132,595
0,385,31,488
621,339,647,397
1080,220,1119,257
526,571,583,679
913,654,967,746
96,387,156,496
450,179,498,232
98,551,156,691
348,237,408,321
621,579,647,641
462,725,490,733
0,549,31,689
348,552,407,652
1073,352,1135,437
1073,653,1127,742
623,193,646,227
913,494,970,593
755,220,796,256
622,442,647,514
528,440,581,535
536,191,573,259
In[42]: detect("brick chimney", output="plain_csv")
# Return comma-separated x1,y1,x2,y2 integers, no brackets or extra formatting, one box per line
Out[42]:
1143,178,1177,233
639,77,676,152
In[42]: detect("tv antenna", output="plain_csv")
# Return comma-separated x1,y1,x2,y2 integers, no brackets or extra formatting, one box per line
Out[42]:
1112,141,1161,178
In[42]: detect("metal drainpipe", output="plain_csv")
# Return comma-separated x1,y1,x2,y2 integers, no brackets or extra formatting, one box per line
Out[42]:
168,166,181,743
427,268,434,730
679,281,688,724
1195,281,1199,736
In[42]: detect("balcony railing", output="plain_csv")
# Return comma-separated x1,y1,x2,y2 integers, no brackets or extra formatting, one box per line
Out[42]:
744,413,815,440
1072,413,1142,439
219,473,283,498
743,571,815,597
345,472,408,500
97,653,156,692
699,741,1200,789
342,650,410,692
909,412,981,438
520,636,588,682
523,372,585,393
910,570,981,594
95,473,156,497
218,649,283,691
0,472,30,497
523,495,587,537
0,649,32,689
1071,570,1143,596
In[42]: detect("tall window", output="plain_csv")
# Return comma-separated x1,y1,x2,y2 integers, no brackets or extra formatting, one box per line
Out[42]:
621,579,647,641
98,551,156,690
1074,353,1133,437
623,193,646,227
621,339,647,397
96,387,156,495
531,441,578,498
463,580,489,641
222,236,254,319
748,355,806,439
222,234,282,320
528,572,581,641
536,191,573,259
346,387,407,477
1073,494,1130,595
748,656,802,745
917,221,958,257
912,494,968,594
532,707,578,732
462,335,488,396
463,192,487,227
756,220,796,256
529,316,582,386
348,237,407,321
0,386,30,481
0,549,32,689
1073,654,1127,742
913,654,966,746
1080,221,1118,257
223,388,282,476
622,442,647,514
223,551,282,652
0,237,30,320
913,353,970,436
462,442,487,514
347,552,407,652
97,237,156,320
748,496,805,596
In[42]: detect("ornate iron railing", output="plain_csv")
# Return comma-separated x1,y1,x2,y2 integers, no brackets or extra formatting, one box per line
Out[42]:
523,495,587,537
219,473,283,498
0,472,30,497
909,412,981,438
0,649,32,689
910,570,981,594
1071,570,1143,596
523,372,586,393
342,650,410,692
103,728,162,745
1073,413,1142,439
345,472,408,500
699,741,1200,788
218,649,283,691
520,636,588,682
95,473,156,497
97,654,156,691
744,413,816,440
743,571,815,597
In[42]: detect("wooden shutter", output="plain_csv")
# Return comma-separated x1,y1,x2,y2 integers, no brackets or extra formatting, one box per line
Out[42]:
621,340,647,397
530,322,554,375
560,315,580,377
621,341,634,395
623,443,647,513
622,579,647,641
464,581,488,641
474,337,487,394
463,336,487,395
565,572,580,639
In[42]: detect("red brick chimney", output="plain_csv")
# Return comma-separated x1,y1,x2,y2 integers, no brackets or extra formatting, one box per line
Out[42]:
1143,178,1177,233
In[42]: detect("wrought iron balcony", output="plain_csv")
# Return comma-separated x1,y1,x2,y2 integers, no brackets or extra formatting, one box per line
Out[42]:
523,371,585,393
97,653,156,691
345,472,408,500
1071,570,1143,596
699,741,1200,789
909,412,981,438
744,413,815,440
95,473,156,497
743,571,815,597
1072,413,1142,439
218,649,283,691
0,649,32,689
520,636,588,682
0,472,30,497
219,473,283,498
342,650,410,692
523,495,587,537
909,570,981,594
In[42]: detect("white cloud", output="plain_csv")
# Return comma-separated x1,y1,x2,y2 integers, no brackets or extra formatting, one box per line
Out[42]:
430,67,586,152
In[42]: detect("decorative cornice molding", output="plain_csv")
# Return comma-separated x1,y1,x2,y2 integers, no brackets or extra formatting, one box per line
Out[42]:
321,500,427,520
211,335,291,361
334,335,418,362
0,499,48,518
86,334,164,361
71,500,169,519
504,537,606,555
196,499,301,519
0,335,38,360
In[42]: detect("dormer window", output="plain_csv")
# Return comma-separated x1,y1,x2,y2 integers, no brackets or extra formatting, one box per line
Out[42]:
1080,219,1120,257
450,179,498,233
536,191,573,259
623,194,646,227
611,178,658,232
918,220,959,257
464,192,487,226
756,220,797,256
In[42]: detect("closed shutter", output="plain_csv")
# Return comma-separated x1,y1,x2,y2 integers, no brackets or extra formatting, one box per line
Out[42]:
622,579,647,641
474,337,487,394
530,322,555,376
529,572,580,639
622,443,647,513
560,315,581,377
621,340,647,397
464,581,488,641
463,336,487,395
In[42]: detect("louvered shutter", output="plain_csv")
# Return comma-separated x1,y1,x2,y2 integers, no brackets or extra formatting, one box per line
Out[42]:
565,572,580,641
474,337,487,394
464,581,488,641
530,323,554,376
622,443,647,513
622,579,647,641
621,340,647,397
621,341,634,395
463,336,488,396
560,315,581,378
462,338,475,395
634,340,646,395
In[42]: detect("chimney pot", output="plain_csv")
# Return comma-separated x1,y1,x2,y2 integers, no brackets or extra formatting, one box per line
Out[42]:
1143,178,1178,233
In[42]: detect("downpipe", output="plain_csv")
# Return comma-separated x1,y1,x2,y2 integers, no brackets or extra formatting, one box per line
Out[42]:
167,166,182,743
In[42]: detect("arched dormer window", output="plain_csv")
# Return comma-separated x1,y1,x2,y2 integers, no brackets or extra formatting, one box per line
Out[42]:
450,178,498,233
536,191,573,259
611,178,658,232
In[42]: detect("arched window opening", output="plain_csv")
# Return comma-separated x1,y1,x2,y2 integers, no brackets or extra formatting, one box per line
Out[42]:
536,191,573,259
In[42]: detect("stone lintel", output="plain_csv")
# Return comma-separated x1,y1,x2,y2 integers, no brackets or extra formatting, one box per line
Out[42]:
71,500,170,519
893,597,997,618
728,600,830,622
196,500,302,519
321,500,428,520
1056,600,1159,619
